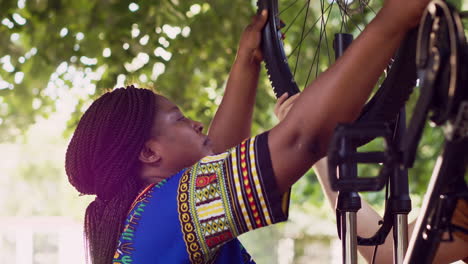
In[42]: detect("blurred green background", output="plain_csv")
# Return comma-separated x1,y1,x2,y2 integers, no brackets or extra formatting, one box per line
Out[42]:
1,0,466,263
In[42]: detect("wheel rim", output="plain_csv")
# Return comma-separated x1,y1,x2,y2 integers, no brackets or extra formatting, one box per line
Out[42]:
260,0,384,97
259,0,418,148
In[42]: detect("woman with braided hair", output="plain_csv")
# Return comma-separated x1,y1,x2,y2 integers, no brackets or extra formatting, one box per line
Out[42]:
66,87,158,262
66,1,429,263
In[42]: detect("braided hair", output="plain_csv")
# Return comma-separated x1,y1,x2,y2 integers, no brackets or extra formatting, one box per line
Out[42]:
65,85,157,264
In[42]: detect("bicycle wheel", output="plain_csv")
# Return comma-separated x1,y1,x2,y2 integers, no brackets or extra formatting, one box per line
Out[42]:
258,0,417,143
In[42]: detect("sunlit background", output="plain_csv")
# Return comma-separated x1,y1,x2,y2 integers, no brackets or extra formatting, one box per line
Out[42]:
1,0,467,263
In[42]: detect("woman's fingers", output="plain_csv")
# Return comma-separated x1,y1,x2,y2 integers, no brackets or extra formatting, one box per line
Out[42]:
281,93,299,109
274,93,289,118
251,9,268,31
237,10,268,63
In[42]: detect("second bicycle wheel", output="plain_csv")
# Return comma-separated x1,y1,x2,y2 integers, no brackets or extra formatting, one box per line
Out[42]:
258,0,418,145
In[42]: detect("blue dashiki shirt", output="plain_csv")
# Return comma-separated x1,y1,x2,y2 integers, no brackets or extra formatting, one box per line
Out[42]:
113,132,290,264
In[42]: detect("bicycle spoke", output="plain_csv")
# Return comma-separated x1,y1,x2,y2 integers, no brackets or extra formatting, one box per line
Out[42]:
287,3,333,59
362,0,377,16
278,0,301,17
305,0,335,86
284,0,376,83
293,0,312,76
338,1,349,33
342,9,363,33
312,22,324,84
314,0,328,81
321,0,332,72
281,1,309,35
305,38,322,88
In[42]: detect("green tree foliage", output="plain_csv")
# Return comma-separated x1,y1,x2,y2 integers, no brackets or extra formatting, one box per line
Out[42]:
0,0,458,208
0,0,279,141
2,1,465,262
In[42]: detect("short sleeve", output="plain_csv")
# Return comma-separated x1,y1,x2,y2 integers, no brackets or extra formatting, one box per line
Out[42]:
177,132,290,263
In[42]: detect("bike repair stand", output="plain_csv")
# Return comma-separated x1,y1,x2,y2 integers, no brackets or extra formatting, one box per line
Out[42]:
390,108,412,263
335,144,361,264
331,34,411,264
329,110,411,264
333,33,360,264
331,33,360,264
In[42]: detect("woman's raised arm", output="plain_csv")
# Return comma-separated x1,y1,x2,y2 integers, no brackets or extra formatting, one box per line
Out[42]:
268,0,429,194
208,11,268,153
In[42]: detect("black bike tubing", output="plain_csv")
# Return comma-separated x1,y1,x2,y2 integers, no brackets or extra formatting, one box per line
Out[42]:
404,139,468,264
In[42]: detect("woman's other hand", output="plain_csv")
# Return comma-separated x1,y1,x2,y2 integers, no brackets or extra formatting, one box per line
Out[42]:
274,93,300,121
237,9,268,64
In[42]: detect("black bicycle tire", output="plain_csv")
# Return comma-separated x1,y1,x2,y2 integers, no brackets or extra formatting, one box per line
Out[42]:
258,0,301,98
258,0,418,146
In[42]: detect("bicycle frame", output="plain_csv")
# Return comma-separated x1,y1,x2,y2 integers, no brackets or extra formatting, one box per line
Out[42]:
404,2,468,260
404,139,468,263
328,1,468,263
328,35,415,264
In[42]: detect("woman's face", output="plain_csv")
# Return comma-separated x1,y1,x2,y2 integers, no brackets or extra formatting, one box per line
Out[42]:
150,95,213,172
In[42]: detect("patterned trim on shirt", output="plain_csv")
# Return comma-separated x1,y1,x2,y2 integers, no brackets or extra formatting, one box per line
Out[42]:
177,135,284,263
228,139,272,230
179,170,206,264
178,152,229,264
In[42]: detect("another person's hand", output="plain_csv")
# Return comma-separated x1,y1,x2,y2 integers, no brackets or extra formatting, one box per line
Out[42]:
237,9,268,64
274,93,300,121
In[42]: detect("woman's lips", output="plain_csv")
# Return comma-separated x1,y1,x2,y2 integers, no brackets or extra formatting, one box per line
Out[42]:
203,136,211,146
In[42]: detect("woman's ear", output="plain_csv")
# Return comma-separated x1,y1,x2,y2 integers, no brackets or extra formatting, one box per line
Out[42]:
139,140,162,165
